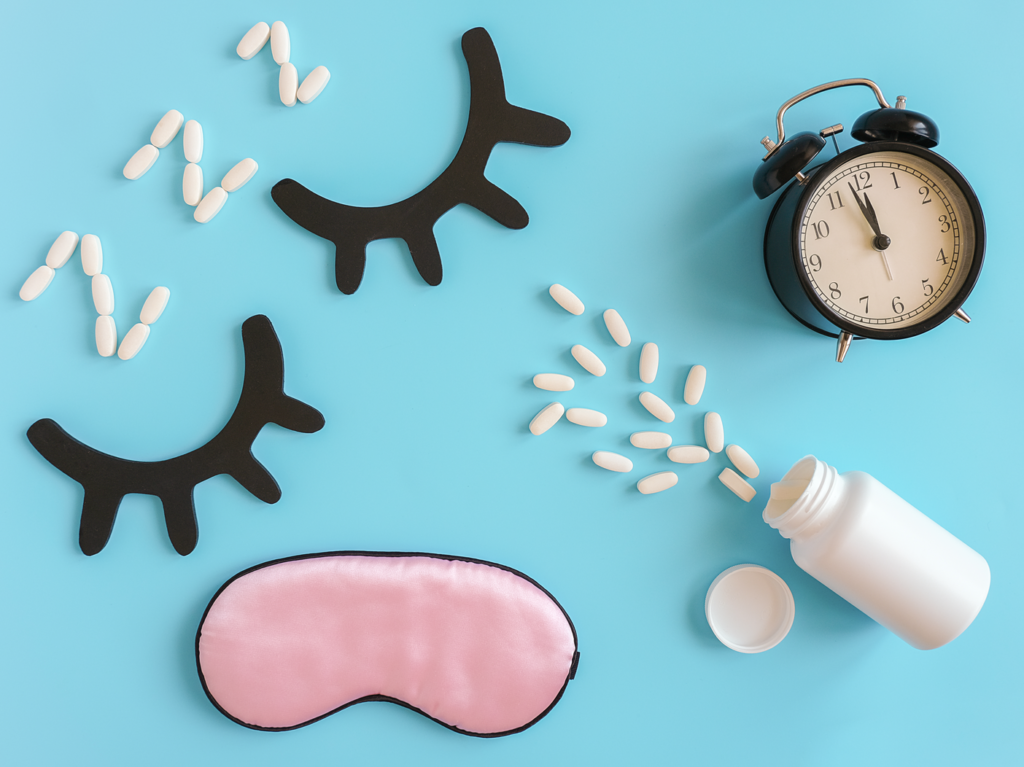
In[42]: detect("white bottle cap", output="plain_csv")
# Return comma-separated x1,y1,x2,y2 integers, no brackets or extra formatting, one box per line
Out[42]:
705,564,795,653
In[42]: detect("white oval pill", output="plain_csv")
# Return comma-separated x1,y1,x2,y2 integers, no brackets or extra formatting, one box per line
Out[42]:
297,65,330,104
123,144,159,180
566,408,607,427
592,451,633,473
183,120,203,163
639,391,675,423
719,467,756,502
118,323,151,360
533,373,574,392
95,315,117,357
630,431,672,449
19,265,54,301
45,231,79,269
639,342,659,383
270,21,290,64
549,284,584,315
705,412,724,453
222,158,258,192
183,163,203,206
529,402,564,435
726,444,760,479
638,471,678,495
150,109,183,148
684,365,707,405
279,62,298,107
667,445,710,464
92,274,114,316
603,309,631,347
236,21,271,60
140,286,170,325
80,234,102,275
194,187,228,224
570,344,606,377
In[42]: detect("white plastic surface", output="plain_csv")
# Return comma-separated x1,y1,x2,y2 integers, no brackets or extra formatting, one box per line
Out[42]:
639,392,674,423
222,159,258,192
602,309,631,346
279,62,298,107
150,109,183,148
705,565,795,653
548,284,584,315
95,315,117,357
592,451,633,473
570,345,605,376
123,144,158,180
529,402,564,436
639,343,658,383
533,373,574,392
91,274,114,316
45,231,79,269
630,431,672,449
80,234,102,275
684,364,707,405
140,287,170,325
236,22,270,60
183,120,203,163
566,408,607,427
637,471,678,495
297,65,330,104
704,412,724,453
726,444,759,479
183,163,203,206
194,187,228,223
270,21,290,64
667,445,710,464
719,468,756,502
19,265,54,301
117,322,150,360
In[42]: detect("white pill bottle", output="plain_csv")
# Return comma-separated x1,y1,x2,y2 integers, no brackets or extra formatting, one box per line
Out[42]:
763,455,990,650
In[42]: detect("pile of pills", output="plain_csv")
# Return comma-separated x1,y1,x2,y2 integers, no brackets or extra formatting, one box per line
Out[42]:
529,283,760,501
237,21,331,106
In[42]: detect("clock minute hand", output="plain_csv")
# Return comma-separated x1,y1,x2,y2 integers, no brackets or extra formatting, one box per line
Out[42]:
848,182,882,239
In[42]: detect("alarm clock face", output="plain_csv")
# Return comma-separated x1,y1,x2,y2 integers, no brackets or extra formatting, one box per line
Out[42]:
795,143,984,338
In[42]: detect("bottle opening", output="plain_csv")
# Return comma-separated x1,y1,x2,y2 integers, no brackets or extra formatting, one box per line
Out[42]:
764,456,817,520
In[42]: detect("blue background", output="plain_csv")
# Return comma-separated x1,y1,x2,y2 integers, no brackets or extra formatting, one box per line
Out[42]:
2,1,1021,764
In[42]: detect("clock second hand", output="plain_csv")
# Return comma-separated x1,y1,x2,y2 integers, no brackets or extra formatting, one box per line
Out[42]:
848,182,895,281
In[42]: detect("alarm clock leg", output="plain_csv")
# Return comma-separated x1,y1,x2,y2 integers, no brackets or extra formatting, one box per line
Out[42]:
836,331,853,363
954,308,972,324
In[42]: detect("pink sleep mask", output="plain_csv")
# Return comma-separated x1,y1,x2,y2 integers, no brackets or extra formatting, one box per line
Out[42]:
196,552,579,736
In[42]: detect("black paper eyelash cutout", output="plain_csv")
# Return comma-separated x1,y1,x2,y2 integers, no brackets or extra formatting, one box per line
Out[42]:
26,315,325,557
271,27,571,295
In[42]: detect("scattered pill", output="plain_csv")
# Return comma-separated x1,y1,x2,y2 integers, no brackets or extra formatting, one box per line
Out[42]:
140,287,171,325
529,402,564,435
297,65,331,104
533,373,574,392
123,144,159,180
639,391,675,423
270,21,290,64
566,408,607,427
222,158,258,192
592,451,633,473
667,445,710,464
45,231,79,269
548,284,584,315
637,471,678,495
183,120,203,163
95,315,117,357
639,343,659,383
603,309,631,346
684,365,707,405
570,344,606,376
150,109,183,149
725,444,759,479
194,187,228,224
91,274,114,316
19,265,54,301
704,412,724,453
80,234,102,276
183,163,203,206
279,62,298,107
118,322,151,360
719,467,756,502
236,22,271,60
630,431,672,449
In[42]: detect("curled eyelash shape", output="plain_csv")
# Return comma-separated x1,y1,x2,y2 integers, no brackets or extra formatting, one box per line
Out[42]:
271,27,571,295
26,315,325,556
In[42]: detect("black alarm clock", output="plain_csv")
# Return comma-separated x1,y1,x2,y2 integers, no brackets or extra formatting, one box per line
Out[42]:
754,78,985,362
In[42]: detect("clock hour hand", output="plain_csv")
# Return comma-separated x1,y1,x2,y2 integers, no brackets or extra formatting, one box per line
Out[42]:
847,183,894,280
